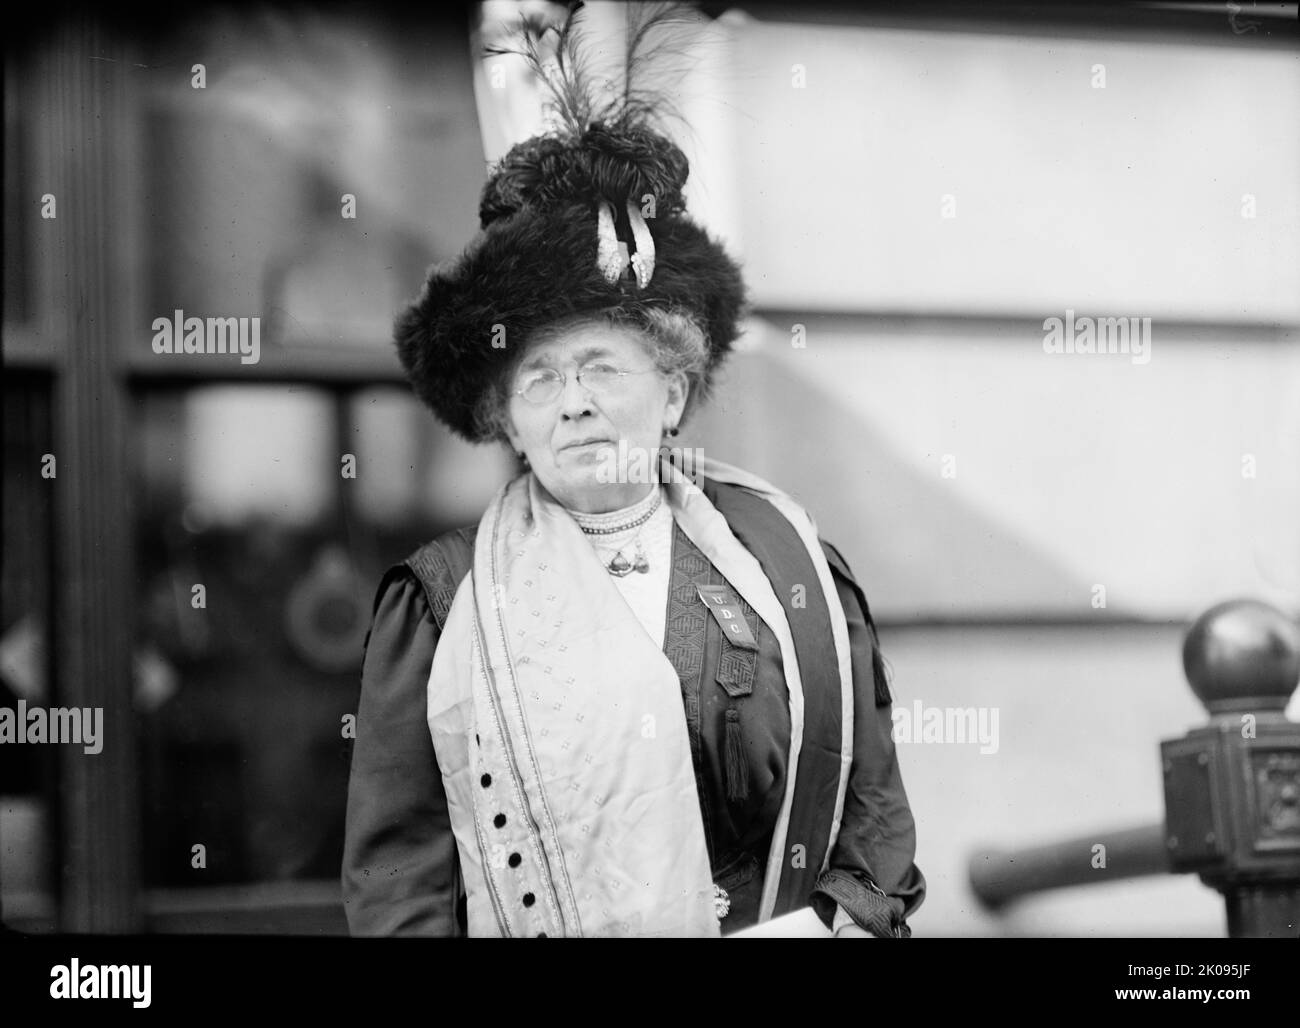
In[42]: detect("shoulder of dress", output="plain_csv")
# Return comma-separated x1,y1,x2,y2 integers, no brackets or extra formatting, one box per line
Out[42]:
398,525,477,630
818,538,855,583
403,525,477,578
813,539,892,705
817,539,875,617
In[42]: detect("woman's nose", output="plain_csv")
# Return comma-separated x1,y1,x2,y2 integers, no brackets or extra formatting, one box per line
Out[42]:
558,371,596,419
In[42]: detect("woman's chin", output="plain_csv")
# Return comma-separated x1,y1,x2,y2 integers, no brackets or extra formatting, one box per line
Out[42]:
539,468,646,511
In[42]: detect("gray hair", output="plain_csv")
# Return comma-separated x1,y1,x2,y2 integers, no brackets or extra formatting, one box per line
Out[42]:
473,304,712,446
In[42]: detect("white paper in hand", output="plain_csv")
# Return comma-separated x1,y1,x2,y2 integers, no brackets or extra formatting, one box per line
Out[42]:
723,906,833,938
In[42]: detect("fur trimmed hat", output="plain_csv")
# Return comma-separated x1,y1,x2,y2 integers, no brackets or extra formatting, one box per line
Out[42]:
394,2,748,443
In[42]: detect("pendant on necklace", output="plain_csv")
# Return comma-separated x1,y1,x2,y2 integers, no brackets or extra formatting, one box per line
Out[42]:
606,544,650,577
608,552,633,577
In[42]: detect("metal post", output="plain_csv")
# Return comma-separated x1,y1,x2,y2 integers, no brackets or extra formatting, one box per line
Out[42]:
1162,599,1300,938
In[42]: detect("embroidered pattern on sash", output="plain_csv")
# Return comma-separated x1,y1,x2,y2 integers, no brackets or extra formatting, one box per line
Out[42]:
662,521,762,861
663,522,714,858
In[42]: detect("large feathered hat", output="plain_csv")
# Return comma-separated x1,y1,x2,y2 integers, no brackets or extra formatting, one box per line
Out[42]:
395,1,748,443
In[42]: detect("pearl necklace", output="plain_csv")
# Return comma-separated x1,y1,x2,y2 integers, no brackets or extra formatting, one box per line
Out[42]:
570,488,662,577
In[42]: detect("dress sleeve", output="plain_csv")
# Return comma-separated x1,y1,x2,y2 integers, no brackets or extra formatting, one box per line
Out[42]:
808,540,927,938
342,563,462,936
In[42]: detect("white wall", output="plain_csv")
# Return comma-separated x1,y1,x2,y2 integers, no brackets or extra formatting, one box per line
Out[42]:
726,20,1300,321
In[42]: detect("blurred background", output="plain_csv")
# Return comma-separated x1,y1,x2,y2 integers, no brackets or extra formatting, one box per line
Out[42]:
2,0,1298,936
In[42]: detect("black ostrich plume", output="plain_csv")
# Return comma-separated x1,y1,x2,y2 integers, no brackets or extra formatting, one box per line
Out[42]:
479,1,704,228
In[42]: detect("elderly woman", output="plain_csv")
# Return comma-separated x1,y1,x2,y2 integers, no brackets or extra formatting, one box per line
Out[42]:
342,13,924,939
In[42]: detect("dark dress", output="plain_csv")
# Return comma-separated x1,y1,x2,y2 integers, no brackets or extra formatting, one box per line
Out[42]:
343,492,926,937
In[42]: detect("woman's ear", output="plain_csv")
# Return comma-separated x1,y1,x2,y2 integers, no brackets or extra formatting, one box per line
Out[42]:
503,410,523,455
496,373,523,453
664,370,689,429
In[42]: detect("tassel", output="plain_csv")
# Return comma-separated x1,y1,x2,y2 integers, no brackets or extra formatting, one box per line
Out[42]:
869,622,893,707
724,707,748,802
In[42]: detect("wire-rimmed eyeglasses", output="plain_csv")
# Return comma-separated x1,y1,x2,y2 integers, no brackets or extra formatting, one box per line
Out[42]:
512,362,658,405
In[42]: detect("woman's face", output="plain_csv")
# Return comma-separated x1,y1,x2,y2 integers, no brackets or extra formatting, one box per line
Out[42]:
503,321,687,513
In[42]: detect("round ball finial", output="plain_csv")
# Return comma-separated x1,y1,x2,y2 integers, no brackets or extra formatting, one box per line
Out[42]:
1182,599,1300,713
